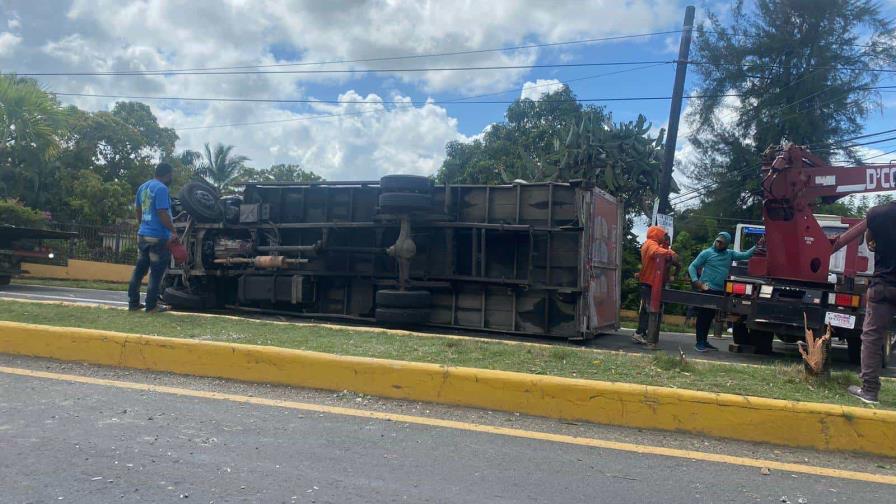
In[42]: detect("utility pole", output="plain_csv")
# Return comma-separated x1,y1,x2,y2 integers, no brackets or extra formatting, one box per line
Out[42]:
657,5,696,215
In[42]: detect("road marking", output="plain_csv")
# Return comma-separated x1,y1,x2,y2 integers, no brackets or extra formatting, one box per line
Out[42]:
0,292,128,305
1,365,894,486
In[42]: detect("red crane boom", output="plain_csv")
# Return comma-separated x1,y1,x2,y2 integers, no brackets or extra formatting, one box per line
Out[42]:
748,144,895,284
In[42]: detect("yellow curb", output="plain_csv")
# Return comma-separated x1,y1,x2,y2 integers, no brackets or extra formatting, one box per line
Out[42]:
1,320,895,458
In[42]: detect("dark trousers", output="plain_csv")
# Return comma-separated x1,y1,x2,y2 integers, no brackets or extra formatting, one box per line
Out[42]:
695,289,724,343
860,281,896,396
636,283,651,335
128,236,171,311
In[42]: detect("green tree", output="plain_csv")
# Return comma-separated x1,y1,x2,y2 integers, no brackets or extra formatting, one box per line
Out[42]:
683,0,896,224
62,170,132,223
0,75,66,209
0,198,47,227
61,102,178,190
236,163,324,183
197,143,249,191
436,86,669,217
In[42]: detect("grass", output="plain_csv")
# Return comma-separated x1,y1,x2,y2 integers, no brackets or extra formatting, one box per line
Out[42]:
0,298,892,410
11,278,131,291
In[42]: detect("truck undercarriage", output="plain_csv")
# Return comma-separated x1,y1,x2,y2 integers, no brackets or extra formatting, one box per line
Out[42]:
162,176,622,340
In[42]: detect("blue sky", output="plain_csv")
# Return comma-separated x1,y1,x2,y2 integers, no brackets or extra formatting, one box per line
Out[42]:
1,0,894,185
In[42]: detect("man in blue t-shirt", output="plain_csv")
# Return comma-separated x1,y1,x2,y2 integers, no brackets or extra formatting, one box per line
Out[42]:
128,162,178,312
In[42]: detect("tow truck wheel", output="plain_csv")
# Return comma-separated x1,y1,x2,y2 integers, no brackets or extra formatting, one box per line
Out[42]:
732,322,749,345
883,331,893,369
0,275,10,286
846,337,862,365
750,330,774,355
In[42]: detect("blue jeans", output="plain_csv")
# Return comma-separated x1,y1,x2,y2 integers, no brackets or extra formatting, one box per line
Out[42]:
128,236,170,310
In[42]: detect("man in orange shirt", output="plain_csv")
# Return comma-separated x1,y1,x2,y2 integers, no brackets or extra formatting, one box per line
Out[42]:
633,226,678,345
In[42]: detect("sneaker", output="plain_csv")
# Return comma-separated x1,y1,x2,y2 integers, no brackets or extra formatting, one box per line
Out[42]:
145,304,170,314
128,303,145,311
695,342,708,353
847,385,879,404
703,341,720,352
631,333,647,345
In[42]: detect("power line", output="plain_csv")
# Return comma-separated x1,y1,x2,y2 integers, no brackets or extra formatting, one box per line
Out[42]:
865,146,896,162
16,60,674,77
699,28,896,50
171,63,669,130
812,134,896,153
92,30,687,74
55,84,896,107
807,127,896,149
52,90,749,105
15,60,896,78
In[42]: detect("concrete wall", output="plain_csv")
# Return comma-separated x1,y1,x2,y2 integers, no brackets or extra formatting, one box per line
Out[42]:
21,260,139,284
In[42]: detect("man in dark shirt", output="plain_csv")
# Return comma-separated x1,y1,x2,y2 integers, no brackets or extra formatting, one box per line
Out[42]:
848,200,896,404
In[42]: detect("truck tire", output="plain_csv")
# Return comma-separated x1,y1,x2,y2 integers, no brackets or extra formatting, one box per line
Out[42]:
380,174,433,193
378,192,432,212
375,307,430,325
847,337,862,365
376,289,431,309
162,287,204,310
749,330,774,355
883,332,893,369
178,181,223,222
0,275,10,286
732,322,750,345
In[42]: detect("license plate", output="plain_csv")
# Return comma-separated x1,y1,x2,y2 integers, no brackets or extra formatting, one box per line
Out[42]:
825,311,856,329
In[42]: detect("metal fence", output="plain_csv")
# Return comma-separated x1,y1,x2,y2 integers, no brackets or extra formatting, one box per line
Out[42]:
41,221,139,265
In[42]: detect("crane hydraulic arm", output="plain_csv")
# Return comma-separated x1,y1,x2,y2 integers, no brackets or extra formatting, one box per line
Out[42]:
748,144,895,284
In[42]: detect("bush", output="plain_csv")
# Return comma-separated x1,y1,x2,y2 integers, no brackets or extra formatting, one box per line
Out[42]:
0,199,47,228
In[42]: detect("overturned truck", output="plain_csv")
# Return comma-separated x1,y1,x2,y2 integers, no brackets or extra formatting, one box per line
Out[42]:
163,175,621,340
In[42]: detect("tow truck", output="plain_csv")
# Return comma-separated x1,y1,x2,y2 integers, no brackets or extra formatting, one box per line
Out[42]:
653,144,896,366
0,225,75,285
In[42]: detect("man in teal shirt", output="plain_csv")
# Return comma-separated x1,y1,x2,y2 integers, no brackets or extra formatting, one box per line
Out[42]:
687,231,761,352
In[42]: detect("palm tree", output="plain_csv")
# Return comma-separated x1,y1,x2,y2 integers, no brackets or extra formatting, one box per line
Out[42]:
197,142,249,191
0,75,66,207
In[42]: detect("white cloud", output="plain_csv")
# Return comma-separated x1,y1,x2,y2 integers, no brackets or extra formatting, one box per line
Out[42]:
0,0,681,176
0,32,22,56
158,91,469,180
520,79,565,100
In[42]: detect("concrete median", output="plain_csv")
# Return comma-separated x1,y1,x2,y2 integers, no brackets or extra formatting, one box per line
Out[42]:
1,320,894,458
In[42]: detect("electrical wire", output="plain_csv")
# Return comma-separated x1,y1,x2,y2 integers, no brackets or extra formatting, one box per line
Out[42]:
14,61,896,78
865,146,896,162
82,30,688,74
52,90,749,105
16,60,675,77
171,63,669,130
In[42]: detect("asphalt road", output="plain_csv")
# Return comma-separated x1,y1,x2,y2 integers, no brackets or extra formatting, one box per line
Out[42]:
3,282,888,376
1,354,894,504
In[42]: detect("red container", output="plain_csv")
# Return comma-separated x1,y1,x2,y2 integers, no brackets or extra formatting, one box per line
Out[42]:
168,240,188,265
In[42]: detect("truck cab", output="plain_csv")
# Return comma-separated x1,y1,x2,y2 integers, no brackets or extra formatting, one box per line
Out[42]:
727,216,885,363
732,216,874,283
